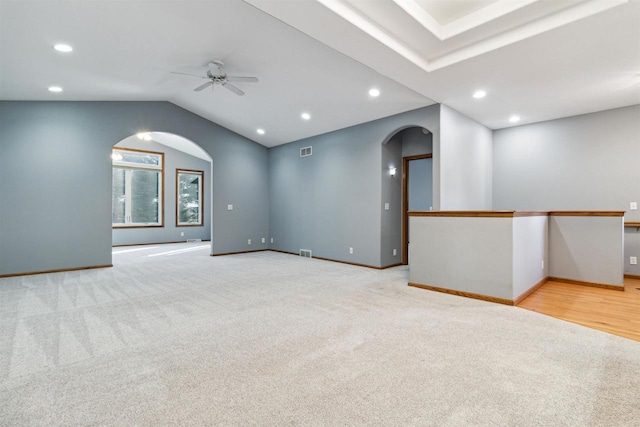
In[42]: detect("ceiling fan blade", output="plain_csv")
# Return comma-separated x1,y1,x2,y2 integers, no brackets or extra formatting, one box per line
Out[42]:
222,82,244,96
194,81,214,92
226,76,259,83
171,71,207,79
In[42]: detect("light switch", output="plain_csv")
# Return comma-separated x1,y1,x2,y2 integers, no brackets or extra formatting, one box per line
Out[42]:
631,202,638,210
227,204,233,211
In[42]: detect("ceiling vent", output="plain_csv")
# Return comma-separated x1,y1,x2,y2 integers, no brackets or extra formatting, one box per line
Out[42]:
299,249,312,258
300,146,312,157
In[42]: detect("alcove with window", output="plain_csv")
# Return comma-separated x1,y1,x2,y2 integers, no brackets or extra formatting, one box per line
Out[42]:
112,132,212,246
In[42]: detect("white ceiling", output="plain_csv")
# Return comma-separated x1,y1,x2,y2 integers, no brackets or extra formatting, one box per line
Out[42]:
416,0,501,25
0,0,432,147
1,0,639,148
249,0,640,129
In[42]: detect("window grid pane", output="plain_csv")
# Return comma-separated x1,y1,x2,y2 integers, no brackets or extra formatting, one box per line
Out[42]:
115,150,161,167
178,171,202,225
112,168,126,224
131,170,160,224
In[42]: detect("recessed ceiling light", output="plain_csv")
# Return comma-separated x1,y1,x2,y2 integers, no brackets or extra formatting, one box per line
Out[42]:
369,88,380,97
509,115,521,123
301,112,311,120
257,128,265,135
473,90,486,99
53,44,73,53
48,86,63,92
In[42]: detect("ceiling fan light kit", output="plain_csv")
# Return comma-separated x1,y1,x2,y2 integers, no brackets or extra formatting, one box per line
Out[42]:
172,60,258,96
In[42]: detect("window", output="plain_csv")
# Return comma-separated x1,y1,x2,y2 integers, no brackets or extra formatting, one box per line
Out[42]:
112,148,164,227
176,169,204,226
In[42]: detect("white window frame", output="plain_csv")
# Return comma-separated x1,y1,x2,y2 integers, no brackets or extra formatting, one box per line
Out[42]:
112,147,164,228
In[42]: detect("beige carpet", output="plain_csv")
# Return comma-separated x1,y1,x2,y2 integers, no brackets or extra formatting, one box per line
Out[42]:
1,244,639,426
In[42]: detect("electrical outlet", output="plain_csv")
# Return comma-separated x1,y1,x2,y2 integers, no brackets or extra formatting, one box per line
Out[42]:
349,247,353,254
541,260,544,270
262,237,266,243
248,239,251,245
384,202,390,211
631,202,638,210
227,204,233,211
631,256,637,265
393,249,397,256
270,238,274,243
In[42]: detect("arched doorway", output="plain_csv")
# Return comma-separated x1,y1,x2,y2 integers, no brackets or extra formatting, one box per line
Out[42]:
111,132,213,251
382,126,433,265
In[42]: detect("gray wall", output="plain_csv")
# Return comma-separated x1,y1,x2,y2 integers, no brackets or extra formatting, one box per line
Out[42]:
549,216,624,286
625,227,640,276
4,99,634,278
512,216,548,299
408,159,433,211
111,138,211,246
493,105,640,275
409,216,514,300
439,104,493,210
0,101,269,276
410,213,622,300
402,127,433,157
270,105,440,268
381,133,404,267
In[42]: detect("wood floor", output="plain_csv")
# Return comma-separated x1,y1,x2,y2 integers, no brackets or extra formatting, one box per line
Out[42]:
518,277,640,342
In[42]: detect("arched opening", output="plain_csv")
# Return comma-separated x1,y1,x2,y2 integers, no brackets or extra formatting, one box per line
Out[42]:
381,126,433,266
111,132,213,254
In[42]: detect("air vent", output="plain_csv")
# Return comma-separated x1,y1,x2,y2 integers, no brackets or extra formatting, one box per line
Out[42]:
300,146,312,157
299,249,312,258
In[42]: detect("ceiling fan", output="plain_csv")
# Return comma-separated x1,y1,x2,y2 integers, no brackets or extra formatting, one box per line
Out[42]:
172,61,258,96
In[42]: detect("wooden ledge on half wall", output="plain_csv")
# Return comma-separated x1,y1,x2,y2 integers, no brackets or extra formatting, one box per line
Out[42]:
548,211,625,217
408,210,626,218
407,210,548,218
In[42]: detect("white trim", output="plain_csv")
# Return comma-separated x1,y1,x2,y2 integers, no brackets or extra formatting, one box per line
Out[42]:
316,0,628,72
392,0,538,41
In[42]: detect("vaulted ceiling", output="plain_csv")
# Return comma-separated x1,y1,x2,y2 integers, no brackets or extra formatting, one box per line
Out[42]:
1,0,638,147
